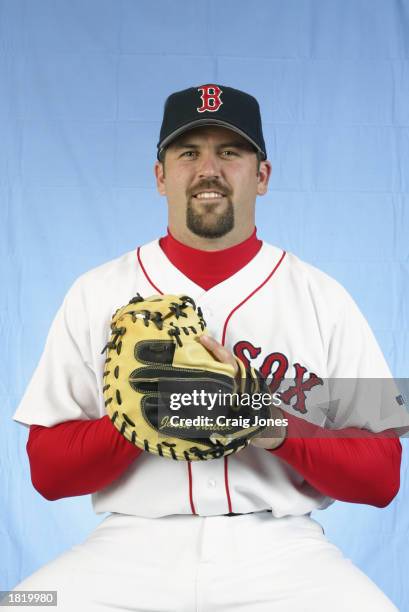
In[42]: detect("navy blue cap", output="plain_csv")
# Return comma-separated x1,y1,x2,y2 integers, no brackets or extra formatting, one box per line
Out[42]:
157,84,267,160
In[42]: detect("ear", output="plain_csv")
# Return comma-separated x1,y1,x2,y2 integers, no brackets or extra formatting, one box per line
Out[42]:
257,160,272,196
154,161,166,195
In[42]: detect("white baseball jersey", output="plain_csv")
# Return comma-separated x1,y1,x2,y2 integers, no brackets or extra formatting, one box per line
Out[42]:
13,239,408,518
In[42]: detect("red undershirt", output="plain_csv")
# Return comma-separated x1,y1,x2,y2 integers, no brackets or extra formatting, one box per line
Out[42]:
27,230,401,507
159,228,263,290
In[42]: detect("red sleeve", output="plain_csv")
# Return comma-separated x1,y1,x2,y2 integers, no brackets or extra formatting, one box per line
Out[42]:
26,416,142,500
270,413,402,507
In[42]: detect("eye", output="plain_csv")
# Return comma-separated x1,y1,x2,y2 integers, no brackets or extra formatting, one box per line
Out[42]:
221,149,238,158
179,150,197,159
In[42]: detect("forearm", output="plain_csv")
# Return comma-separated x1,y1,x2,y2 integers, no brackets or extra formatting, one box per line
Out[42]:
27,416,142,500
269,413,402,507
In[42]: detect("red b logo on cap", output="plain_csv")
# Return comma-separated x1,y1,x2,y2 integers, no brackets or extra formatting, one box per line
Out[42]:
197,85,223,113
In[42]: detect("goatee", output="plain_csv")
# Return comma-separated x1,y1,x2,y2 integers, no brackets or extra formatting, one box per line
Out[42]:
186,199,234,238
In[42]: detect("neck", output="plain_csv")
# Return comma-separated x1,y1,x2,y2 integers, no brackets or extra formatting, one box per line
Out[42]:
159,227,262,290
167,224,256,252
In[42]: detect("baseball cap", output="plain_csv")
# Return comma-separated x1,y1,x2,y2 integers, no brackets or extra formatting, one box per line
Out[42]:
157,84,267,161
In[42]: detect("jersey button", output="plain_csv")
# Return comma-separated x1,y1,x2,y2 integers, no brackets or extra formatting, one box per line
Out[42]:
207,479,217,488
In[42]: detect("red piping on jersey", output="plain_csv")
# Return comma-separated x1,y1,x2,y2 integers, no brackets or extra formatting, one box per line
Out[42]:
137,242,286,516
221,250,287,346
224,457,233,513
138,245,199,514
220,250,286,512
187,463,196,515
137,247,164,295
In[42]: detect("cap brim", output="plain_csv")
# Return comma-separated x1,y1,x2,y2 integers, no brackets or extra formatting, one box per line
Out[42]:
158,119,266,160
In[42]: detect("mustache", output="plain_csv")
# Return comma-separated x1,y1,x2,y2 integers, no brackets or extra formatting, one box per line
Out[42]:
188,179,232,198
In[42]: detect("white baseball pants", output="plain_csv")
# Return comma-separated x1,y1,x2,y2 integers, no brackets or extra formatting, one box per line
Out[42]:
10,512,397,611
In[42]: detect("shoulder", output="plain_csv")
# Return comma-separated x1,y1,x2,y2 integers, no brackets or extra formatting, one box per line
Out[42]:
263,242,366,336
76,249,138,289
61,249,140,317
286,252,349,298
265,242,355,307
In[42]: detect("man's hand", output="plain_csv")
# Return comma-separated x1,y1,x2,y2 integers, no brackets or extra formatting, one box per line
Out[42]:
198,334,287,450
198,334,239,377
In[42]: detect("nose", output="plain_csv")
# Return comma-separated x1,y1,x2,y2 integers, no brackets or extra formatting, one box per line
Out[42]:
197,151,221,178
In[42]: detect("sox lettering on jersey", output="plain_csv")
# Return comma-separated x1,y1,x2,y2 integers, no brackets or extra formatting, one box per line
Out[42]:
234,340,323,414
197,85,223,113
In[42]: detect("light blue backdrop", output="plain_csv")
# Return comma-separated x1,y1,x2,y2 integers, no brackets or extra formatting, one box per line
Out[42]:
1,0,408,608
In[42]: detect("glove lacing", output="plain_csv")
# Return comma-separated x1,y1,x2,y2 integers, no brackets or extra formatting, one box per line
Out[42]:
101,295,206,353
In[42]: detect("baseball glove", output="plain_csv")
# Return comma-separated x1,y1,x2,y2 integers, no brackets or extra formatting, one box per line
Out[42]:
102,294,272,461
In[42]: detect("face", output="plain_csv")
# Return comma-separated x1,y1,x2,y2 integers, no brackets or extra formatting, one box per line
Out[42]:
154,126,271,243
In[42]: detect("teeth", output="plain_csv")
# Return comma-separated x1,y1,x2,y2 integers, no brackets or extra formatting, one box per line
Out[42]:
195,192,224,199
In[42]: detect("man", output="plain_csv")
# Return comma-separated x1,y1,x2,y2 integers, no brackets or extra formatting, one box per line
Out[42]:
11,85,405,610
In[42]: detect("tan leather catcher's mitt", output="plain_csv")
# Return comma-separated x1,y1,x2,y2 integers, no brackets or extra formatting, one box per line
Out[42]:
102,294,271,460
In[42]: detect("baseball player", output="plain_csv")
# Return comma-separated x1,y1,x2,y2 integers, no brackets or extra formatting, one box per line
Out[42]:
10,84,407,611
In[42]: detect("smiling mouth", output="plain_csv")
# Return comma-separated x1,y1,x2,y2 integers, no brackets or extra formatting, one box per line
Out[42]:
193,191,226,200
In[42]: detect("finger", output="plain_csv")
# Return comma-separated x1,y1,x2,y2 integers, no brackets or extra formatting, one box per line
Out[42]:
250,436,285,450
199,335,238,374
250,407,287,449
